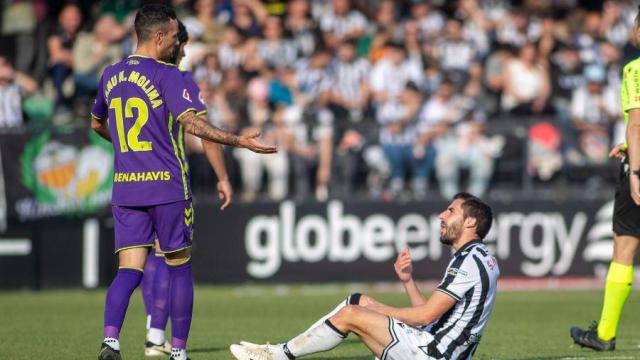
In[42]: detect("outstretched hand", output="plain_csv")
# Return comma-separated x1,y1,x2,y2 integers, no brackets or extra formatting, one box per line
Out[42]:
239,131,278,154
394,248,413,283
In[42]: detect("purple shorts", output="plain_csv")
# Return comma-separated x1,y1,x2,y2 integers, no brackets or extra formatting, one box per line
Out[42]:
112,199,194,254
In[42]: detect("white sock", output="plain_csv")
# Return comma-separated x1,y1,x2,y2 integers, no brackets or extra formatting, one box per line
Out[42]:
284,321,346,358
103,337,120,351
147,328,165,345
146,315,151,330
171,348,187,360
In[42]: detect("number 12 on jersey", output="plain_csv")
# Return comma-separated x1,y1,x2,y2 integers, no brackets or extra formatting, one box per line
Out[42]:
109,97,152,152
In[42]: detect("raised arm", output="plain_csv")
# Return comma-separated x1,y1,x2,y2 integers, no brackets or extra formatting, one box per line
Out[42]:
177,111,277,153
394,249,427,306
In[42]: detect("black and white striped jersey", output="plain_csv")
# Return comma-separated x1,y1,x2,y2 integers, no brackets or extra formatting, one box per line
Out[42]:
427,240,500,360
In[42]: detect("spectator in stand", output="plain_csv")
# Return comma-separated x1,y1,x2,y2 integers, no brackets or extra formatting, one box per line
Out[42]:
501,42,552,115
569,64,619,165
320,0,368,49
434,109,502,199
369,42,423,104
483,44,513,116
328,40,370,120
495,8,530,48
234,76,290,201
324,40,372,198
72,15,122,103
258,16,297,68
549,45,584,117
218,26,247,70
0,55,37,128
294,47,332,107
284,0,317,58
575,11,605,64
372,0,399,37
431,18,481,91
226,0,268,38
183,0,226,49
416,79,472,198
377,83,430,199
47,3,82,117
194,52,223,89
409,0,444,42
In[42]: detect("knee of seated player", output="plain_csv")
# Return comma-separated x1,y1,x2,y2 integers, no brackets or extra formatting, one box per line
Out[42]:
164,248,191,266
332,305,363,330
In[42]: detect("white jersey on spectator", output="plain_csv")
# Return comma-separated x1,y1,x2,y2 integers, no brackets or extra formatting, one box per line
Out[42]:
331,58,370,103
433,40,477,72
218,44,245,69
376,99,417,145
370,59,423,100
294,59,331,100
320,10,368,38
428,240,500,359
258,39,298,68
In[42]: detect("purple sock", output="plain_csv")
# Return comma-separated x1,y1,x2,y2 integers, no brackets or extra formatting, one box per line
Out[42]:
104,268,144,338
141,249,158,316
168,260,193,349
150,256,170,330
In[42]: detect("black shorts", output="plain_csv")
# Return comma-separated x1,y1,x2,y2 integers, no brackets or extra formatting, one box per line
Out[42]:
613,161,640,237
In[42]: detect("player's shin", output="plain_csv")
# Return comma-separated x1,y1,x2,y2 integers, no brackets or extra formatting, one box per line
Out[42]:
167,257,194,357
284,319,347,359
141,248,160,328
148,254,170,345
597,262,634,340
104,267,145,349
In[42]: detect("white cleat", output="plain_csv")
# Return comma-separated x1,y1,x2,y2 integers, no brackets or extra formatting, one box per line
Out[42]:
230,344,275,360
145,340,172,356
239,341,269,349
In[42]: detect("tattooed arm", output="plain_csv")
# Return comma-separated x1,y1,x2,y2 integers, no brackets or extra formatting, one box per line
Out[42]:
177,111,277,153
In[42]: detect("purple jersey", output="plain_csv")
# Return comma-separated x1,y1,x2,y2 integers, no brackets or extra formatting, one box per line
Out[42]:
92,55,198,206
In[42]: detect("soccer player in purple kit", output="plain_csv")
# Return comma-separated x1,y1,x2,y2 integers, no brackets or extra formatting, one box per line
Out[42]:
90,4,276,360
140,19,233,357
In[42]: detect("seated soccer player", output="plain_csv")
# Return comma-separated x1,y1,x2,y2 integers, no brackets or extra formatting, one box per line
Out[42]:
230,193,499,360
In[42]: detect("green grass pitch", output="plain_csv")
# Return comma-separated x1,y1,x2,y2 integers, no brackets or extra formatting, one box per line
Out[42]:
1,286,639,359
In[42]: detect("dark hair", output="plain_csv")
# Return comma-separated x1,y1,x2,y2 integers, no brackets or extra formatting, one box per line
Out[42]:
177,19,188,44
134,4,177,42
453,192,493,240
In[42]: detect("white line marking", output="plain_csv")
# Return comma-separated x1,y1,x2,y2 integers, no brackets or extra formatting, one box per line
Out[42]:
0,239,31,255
83,218,99,288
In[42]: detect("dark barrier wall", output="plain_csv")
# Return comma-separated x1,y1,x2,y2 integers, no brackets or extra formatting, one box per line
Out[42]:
191,199,614,283
0,198,615,288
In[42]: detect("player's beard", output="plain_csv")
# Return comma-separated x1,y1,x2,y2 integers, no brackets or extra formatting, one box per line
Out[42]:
166,44,179,65
440,218,463,245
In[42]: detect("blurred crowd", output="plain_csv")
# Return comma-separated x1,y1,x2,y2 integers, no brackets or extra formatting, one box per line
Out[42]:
0,0,635,201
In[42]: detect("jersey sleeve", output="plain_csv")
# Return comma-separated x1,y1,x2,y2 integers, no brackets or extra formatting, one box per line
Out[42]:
436,258,479,301
160,66,197,120
91,71,108,119
622,63,640,113
182,71,207,116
